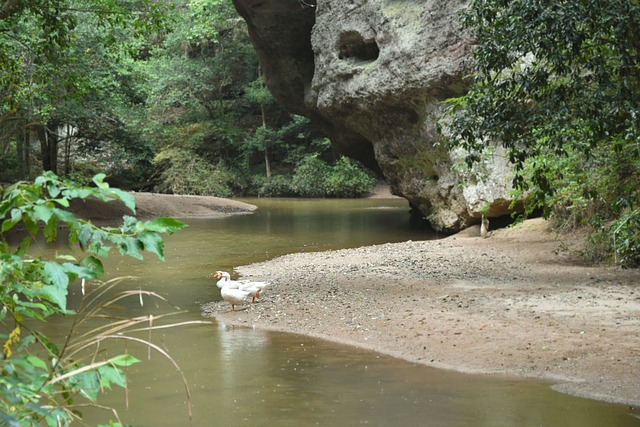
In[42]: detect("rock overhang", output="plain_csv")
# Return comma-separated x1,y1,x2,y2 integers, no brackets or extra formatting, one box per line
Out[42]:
232,0,516,232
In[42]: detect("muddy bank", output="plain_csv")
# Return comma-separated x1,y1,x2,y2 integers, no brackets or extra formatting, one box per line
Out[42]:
69,191,256,224
203,218,640,407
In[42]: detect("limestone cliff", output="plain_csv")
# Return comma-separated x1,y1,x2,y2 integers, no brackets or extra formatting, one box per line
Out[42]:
232,0,514,232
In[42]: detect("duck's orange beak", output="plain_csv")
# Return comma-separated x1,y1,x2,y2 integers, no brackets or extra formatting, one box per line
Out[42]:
214,271,222,278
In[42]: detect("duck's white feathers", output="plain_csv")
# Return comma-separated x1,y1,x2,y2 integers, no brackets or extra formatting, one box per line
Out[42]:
214,270,272,304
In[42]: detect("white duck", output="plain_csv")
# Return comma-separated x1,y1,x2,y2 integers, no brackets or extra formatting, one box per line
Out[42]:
214,271,272,303
220,281,251,312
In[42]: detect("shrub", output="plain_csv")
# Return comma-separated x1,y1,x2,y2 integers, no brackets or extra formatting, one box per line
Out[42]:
154,148,233,197
325,157,376,198
611,208,640,268
291,154,331,197
514,136,640,266
253,175,295,197
0,172,189,426
291,154,376,198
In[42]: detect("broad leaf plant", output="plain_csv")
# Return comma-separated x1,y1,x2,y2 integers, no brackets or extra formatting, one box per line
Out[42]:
0,172,187,426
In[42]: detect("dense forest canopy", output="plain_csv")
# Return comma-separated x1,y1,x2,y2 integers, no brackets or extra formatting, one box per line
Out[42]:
0,0,375,197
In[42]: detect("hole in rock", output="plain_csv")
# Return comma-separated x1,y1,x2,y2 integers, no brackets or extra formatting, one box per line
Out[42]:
337,31,380,62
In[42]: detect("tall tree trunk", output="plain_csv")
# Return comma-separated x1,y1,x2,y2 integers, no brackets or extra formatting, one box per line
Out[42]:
261,104,271,179
36,124,51,172
264,145,271,178
16,127,26,179
36,122,59,174
48,129,58,175
23,129,31,179
44,122,60,174
63,124,72,176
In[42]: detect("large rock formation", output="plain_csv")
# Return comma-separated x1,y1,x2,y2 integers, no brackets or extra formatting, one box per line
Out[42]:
232,0,514,232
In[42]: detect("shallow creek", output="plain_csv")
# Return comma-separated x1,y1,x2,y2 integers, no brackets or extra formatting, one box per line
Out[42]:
41,198,639,426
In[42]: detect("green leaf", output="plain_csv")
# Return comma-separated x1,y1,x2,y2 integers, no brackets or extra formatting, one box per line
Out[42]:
81,256,104,277
14,302,49,320
143,217,187,234
1,208,22,233
34,175,48,186
32,205,54,224
53,198,70,208
109,188,136,213
64,188,93,200
109,354,140,367
92,173,109,190
22,214,38,236
52,207,78,224
76,371,100,401
26,355,48,370
116,236,143,259
43,216,57,243
98,364,127,389
44,262,69,288
15,235,32,256
47,183,61,198
42,262,70,311
137,231,165,260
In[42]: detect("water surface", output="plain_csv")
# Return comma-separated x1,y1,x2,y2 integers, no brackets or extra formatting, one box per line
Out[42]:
42,198,639,426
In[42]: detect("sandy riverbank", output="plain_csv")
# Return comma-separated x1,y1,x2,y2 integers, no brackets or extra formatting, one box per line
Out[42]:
67,191,257,223
202,217,640,407
64,188,639,406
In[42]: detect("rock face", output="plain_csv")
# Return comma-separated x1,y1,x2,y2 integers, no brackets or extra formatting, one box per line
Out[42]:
232,0,514,232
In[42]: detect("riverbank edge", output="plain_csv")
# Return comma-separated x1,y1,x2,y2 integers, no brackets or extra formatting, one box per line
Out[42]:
204,218,640,408
51,189,639,407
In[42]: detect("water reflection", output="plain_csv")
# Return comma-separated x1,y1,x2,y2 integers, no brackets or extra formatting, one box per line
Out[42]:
88,329,639,427
38,198,639,426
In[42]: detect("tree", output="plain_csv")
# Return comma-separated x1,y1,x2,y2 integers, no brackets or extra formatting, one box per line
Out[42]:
243,74,276,178
443,0,640,265
0,0,171,179
0,172,190,426
144,0,262,194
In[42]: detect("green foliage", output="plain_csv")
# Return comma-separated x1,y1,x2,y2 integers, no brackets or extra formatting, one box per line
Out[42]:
291,154,332,197
612,208,640,267
253,175,295,197
443,0,640,266
325,157,377,198
154,147,234,196
291,154,375,198
0,0,374,201
244,75,275,107
0,0,173,182
0,172,187,426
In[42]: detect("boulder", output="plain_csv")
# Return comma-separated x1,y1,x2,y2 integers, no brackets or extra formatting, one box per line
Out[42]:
232,0,515,232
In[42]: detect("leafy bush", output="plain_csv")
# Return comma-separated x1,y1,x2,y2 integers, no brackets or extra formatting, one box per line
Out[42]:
154,148,234,196
325,157,376,198
291,154,331,197
443,0,640,266
508,135,640,266
0,172,189,426
253,175,295,197
290,154,375,198
611,208,640,268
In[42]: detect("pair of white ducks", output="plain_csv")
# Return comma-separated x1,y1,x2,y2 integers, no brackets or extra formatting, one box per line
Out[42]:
214,270,272,311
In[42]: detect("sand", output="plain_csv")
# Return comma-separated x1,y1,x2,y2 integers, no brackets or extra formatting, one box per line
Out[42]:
202,218,640,407
75,189,640,406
